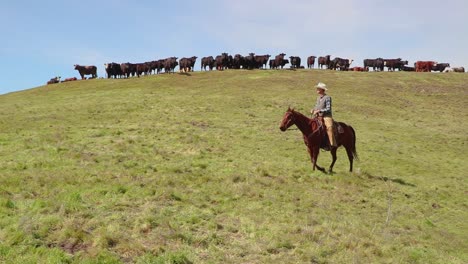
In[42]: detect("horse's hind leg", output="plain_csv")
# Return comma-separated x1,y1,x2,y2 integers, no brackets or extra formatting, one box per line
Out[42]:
345,146,354,172
329,147,338,173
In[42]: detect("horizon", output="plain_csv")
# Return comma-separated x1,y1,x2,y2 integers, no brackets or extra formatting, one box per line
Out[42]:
1,0,467,95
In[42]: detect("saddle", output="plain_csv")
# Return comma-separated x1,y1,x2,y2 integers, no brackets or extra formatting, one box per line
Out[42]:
335,121,344,134
317,117,344,150
316,117,344,134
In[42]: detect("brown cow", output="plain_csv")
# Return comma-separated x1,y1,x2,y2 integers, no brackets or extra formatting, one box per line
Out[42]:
350,66,368,72
318,55,331,69
254,54,271,69
214,53,229,70
307,56,316,69
274,53,286,69
62,77,77,82
136,63,151,77
270,58,289,69
415,61,437,72
74,64,97,79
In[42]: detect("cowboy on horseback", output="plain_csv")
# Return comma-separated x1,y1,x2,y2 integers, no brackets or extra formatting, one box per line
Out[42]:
311,82,337,151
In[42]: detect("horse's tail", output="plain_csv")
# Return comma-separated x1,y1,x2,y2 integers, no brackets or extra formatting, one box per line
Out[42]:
349,125,359,161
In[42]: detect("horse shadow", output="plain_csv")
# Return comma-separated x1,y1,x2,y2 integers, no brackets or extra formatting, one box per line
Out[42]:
178,72,192,76
363,172,416,187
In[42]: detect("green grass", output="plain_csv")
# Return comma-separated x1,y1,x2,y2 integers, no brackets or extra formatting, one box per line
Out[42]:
0,69,467,263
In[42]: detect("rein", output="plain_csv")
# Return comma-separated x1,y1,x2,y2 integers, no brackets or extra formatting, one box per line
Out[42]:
313,118,325,135
287,111,323,134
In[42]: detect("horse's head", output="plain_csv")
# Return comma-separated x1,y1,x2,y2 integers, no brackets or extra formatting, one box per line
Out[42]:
279,107,296,131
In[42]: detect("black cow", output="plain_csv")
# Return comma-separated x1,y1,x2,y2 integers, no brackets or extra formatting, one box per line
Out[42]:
104,62,122,78
269,59,277,69
289,56,301,69
232,54,244,69
189,56,198,71
74,64,97,80
179,56,198,72
163,57,178,73
243,53,256,70
157,59,166,74
148,60,159,74
120,63,135,78
432,63,450,72
307,56,316,69
363,58,384,71
384,58,404,71
136,63,151,77
201,56,215,71
148,60,165,74
402,66,415,71
329,57,352,71
215,53,229,70
279,59,289,69
226,55,234,69
47,76,61,85
395,60,408,71
363,59,373,70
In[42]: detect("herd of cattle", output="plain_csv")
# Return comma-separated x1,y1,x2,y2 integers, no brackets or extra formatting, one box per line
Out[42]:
46,53,465,84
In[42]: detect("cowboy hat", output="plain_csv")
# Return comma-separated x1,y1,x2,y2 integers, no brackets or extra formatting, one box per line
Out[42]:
315,82,327,90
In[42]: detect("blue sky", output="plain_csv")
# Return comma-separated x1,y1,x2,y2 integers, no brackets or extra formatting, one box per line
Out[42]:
1,0,467,94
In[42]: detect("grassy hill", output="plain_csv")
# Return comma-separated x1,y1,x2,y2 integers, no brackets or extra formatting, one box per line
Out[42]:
0,69,467,263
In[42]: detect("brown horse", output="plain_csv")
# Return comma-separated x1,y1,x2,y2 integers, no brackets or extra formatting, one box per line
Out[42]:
279,107,358,173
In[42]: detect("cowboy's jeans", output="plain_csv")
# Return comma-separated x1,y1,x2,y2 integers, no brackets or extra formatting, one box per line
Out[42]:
324,117,337,147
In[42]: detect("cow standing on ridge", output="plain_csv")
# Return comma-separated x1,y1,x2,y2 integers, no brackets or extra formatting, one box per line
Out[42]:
215,53,229,70
415,61,437,72
363,58,384,71
105,63,122,78
179,56,198,72
254,54,271,69
384,58,406,71
243,53,256,70
201,56,215,71
74,65,97,80
289,56,301,69
232,54,244,69
307,56,316,68
163,57,178,73
318,55,331,69
274,53,287,69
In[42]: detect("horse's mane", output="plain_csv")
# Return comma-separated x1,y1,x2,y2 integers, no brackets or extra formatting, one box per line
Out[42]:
290,108,316,122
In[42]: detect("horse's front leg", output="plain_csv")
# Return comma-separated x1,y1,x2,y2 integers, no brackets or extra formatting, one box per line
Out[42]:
309,146,325,173
329,147,338,173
